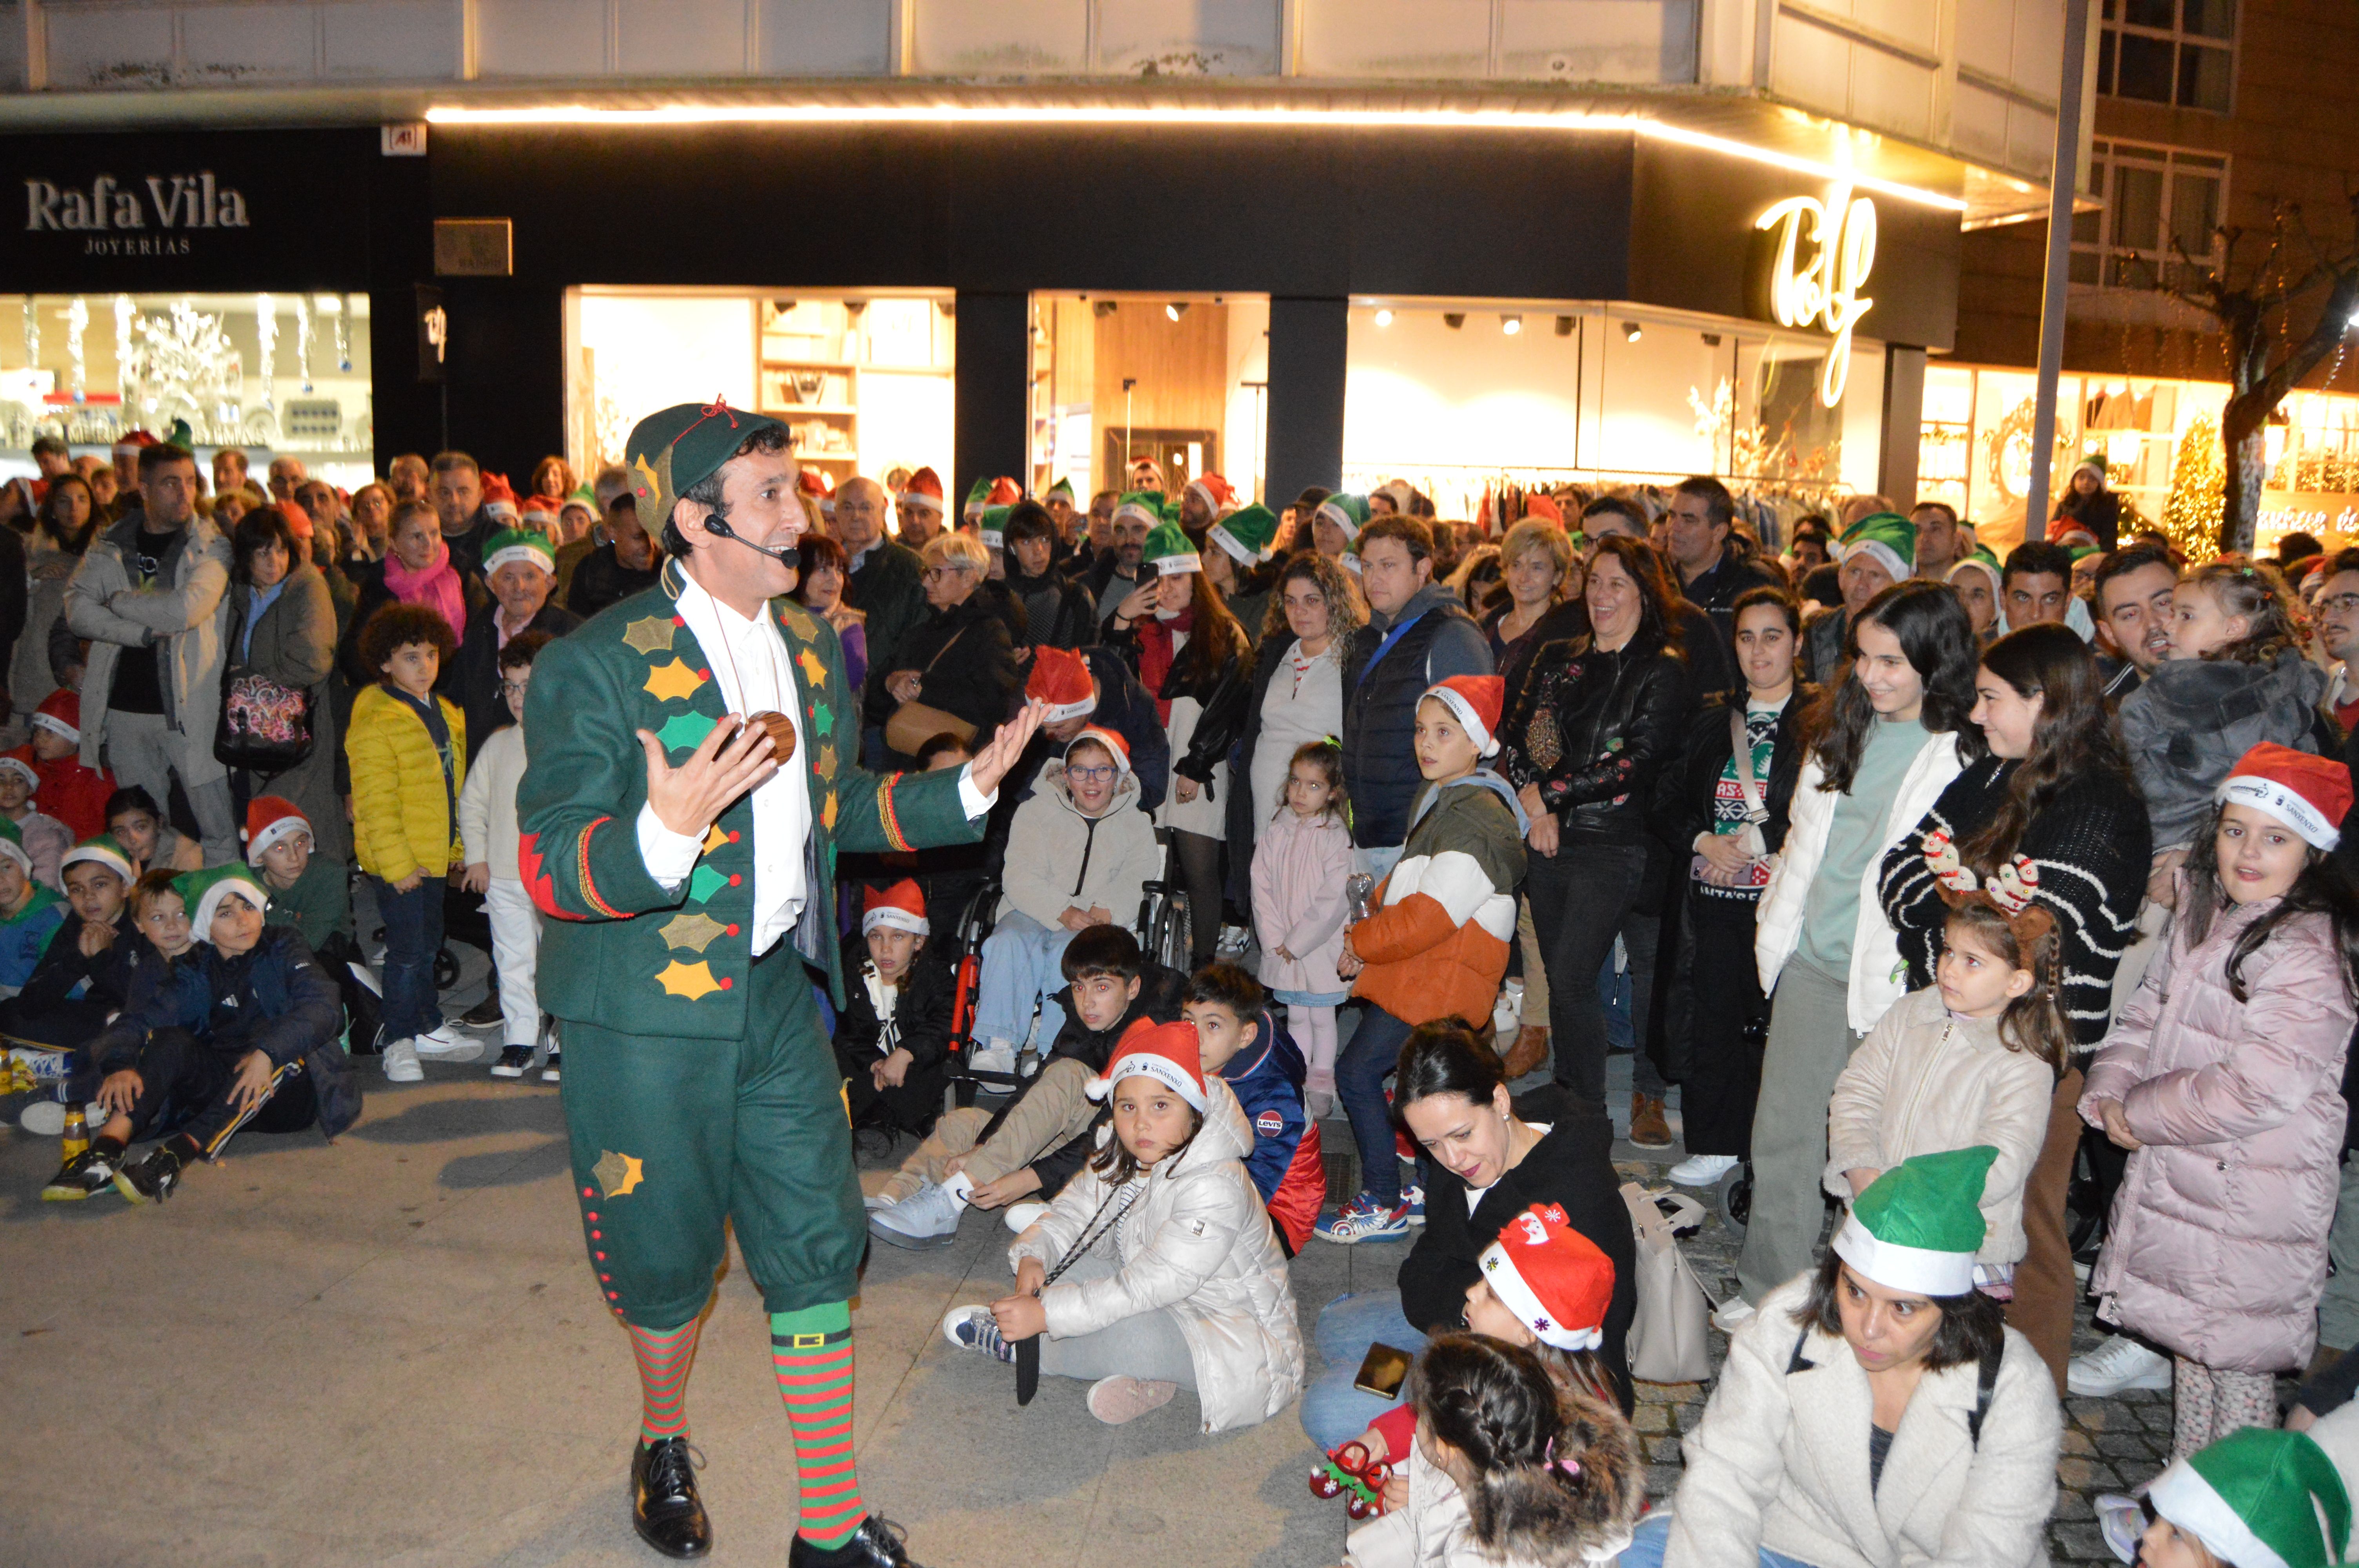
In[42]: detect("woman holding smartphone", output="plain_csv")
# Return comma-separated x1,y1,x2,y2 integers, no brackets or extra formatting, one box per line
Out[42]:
1299,1021,1634,1450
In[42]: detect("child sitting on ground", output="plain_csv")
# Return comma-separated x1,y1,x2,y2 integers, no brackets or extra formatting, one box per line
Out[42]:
106,786,202,877
1339,1207,1643,1568
245,795,378,1058
0,817,66,999
1322,677,1528,1245
942,1018,1305,1430
456,630,554,1082
2100,1427,2350,1568
9,691,114,841
7,836,145,1134
1183,962,1325,1256
867,924,1181,1248
38,863,356,1204
1823,895,2059,1299
834,879,956,1140
968,726,1159,1076
1252,739,1354,1118
0,754,71,890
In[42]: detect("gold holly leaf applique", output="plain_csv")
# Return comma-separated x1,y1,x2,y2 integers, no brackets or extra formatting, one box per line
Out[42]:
643,659,704,704
592,1149,645,1198
622,616,676,658
656,960,726,1000
658,913,730,953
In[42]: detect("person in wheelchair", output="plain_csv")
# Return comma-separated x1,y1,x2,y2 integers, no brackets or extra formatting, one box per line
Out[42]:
867,923,1181,1249
834,879,956,1142
966,726,1159,1078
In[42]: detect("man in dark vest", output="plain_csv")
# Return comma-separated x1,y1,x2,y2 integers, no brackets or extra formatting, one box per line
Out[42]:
1338,512,1492,878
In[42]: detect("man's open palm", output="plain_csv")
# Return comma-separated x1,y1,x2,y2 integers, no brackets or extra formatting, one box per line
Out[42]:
638,715,778,838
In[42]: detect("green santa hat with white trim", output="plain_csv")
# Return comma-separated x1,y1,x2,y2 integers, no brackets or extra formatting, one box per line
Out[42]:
1113,490,1165,532
963,476,993,521
60,833,135,886
1209,503,1281,566
1045,477,1076,508
1316,492,1372,542
480,526,557,578
1141,517,1201,577
1831,1145,1995,1297
2149,1428,2353,1568
1838,511,1916,581
978,505,1010,552
176,863,271,944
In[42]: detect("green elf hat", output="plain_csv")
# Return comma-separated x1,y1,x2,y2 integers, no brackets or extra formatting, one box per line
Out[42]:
0,814,27,877
480,526,557,578
1831,1145,1996,1297
978,505,1010,552
1838,512,1916,581
1209,502,1281,566
623,398,790,535
1316,492,1372,542
2149,1428,2353,1568
60,834,135,886
1046,477,1076,507
1113,490,1166,532
176,863,270,943
1141,517,1201,577
963,476,993,521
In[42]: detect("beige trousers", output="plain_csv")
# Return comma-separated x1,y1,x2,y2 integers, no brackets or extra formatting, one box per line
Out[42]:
881,1057,1102,1201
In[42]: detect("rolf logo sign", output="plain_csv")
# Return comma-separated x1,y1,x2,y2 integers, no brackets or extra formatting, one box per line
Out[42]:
1755,184,1877,407
23,173,251,255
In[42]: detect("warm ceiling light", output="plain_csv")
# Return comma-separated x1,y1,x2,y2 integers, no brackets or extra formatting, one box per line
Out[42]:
1443,313,1465,330
1166,302,1189,321
421,102,1969,212
1500,314,1522,336
1621,320,1643,342
1374,309,1394,327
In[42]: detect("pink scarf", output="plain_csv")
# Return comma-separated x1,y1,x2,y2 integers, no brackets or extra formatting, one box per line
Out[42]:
382,535,467,643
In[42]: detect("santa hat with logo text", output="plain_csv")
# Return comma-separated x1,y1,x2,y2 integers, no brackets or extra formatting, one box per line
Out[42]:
1027,646,1097,723
1086,1018,1208,1111
861,878,930,937
1423,676,1505,759
2220,742,2354,851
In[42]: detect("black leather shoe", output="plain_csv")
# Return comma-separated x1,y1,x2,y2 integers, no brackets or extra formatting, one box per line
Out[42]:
787,1516,923,1568
630,1437,711,1559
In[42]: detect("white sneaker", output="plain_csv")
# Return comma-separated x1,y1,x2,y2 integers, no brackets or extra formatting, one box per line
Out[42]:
2068,1335,2174,1396
381,1038,423,1083
969,1039,1017,1076
1711,1297,1757,1333
863,1188,897,1212
867,1179,964,1249
1667,1153,1741,1187
1004,1200,1050,1234
411,1023,483,1061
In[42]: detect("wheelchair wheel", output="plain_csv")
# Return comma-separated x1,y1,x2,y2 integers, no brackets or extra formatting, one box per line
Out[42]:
1152,891,1192,972
1716,1163,1751,1241
433,944,461,992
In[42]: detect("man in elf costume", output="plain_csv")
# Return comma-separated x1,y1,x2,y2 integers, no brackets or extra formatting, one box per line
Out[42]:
517,400,1041,1567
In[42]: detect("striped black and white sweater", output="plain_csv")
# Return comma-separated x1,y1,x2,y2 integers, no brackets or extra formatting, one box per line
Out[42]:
1877,757,2152,1051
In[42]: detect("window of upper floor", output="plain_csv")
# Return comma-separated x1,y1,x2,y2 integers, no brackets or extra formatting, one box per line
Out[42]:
2098,0,2237,113
2070,138,2227,289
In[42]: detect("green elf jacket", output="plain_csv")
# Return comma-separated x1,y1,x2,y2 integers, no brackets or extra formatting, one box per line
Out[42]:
515,558,985,1038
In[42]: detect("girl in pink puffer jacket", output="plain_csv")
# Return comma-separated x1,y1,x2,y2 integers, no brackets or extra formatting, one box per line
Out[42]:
2081,744,2359,1459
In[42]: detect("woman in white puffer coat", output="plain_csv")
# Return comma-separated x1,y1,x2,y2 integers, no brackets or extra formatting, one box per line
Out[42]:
940,1019,1303,1432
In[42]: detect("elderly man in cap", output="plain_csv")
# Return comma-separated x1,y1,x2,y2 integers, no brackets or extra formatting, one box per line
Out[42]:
518,399,1041,1568
453,526,580,764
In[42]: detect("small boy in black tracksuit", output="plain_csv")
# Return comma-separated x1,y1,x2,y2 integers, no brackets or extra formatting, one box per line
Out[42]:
835,879,957,1138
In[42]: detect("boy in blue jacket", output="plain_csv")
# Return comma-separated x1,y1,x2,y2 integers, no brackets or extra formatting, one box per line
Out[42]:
40,864,357,1204
0,816,65,998
1181,962,1324,1254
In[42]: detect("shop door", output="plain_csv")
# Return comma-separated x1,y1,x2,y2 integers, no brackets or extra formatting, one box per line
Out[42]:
1106,428,1218,495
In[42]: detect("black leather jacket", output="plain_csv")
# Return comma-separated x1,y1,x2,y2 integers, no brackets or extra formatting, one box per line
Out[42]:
1498,631,1693,844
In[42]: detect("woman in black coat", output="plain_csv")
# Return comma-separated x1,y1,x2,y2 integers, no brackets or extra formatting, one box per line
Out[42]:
871,531,1020,764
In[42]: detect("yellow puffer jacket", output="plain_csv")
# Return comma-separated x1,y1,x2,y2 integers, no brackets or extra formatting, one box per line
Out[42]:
346,683,466,883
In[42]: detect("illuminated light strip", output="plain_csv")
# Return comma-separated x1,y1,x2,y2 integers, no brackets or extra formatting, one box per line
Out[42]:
421,101,1968,212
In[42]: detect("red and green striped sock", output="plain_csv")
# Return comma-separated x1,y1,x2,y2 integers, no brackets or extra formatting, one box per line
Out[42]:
772,1301,866,1549
627,1319,700,1443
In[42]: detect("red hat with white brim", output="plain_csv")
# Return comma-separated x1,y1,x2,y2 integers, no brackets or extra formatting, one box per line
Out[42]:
0,755,37,792
1186,472,1236,514
1067,726,1131,776
1086,1018,1208,1111
898,466,945,514
243,795,313,864
2220,742,2354,851
1026,646,1097,723
1423,675,1505,759
861,878,929,936
1478,1202,1616,1351
31,690,78,744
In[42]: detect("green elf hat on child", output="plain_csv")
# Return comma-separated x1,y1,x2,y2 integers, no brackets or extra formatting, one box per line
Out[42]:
1316,493,1372,543
177,863,270,943
623,397,792,535
2148,1428,2352,1568
978,505,1010,553
1141,516,1201,577
480,526,557,579
0,815,32,878
60,834,135,887
1831,1145,1997,1297
1838,512,1916,581
1209,503,1281,566
1113,490,1166,532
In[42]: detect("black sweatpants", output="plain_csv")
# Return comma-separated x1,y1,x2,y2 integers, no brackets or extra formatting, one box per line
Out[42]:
836,1040,948,1138
119,1028,318,1158
1677,893,1768,1158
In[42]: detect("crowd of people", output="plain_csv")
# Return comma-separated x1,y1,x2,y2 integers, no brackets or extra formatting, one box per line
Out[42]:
16,423,2359,1568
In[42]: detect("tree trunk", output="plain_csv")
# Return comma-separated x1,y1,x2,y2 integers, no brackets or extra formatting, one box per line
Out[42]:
2220,394,2270,556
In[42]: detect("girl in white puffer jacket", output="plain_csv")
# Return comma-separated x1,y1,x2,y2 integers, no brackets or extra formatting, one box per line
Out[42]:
940,1018,1303,1432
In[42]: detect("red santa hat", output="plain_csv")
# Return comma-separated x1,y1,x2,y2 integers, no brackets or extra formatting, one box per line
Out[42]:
1066,726,1130,776
31,690,79,744
1027,646,1097,723
1185,471,1236,514
276,499,314,542
243,795,313,864
480,473,521,523
987,476,1022,507
1525,492,1564,526
797,468,836,518
860,878,929,937
0,755,37,792
1086,1018,1207,1111
1423,675,1505,759
2220,742,2354,851
113,429,158,455
1478,1202,1616,1351
898,466,945,514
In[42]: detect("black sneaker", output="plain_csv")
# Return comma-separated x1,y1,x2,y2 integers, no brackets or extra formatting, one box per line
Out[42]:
42,1145,121,1201
489,1045,534,1079
540,1049,561,1084
113,1144,183,1205
630,1436,711,1559
461,991,505,1028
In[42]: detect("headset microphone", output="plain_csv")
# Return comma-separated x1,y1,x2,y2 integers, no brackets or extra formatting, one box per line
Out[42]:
703,513,799,565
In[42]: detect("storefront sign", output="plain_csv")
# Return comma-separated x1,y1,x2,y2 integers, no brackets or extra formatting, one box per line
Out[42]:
2259,490,2359,548
23,172,249,251
1756,184,1877,406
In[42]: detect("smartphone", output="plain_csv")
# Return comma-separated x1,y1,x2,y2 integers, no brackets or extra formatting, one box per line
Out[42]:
1353,1342,1414,1399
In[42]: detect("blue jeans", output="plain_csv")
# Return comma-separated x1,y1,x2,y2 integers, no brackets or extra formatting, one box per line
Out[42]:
1299,1289,1430,1451
972,910,1075,1049
371,873,445,1042
1618,1514,1820,1568
1335,1004,1417,1205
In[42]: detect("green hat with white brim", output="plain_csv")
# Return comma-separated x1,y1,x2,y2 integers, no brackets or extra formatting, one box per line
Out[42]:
1114,491,1166,532
964,477,992,520
2149,1428,2352,1568
481,526,557,577
978,505,1010,552
1316,493,1372,542
1210,503,1281,565
1141,517,1201,577
1046,477,1076,506
1838,512,1916,581
176,863,270,943
1831,1145,1995,1297
61,834,135,886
